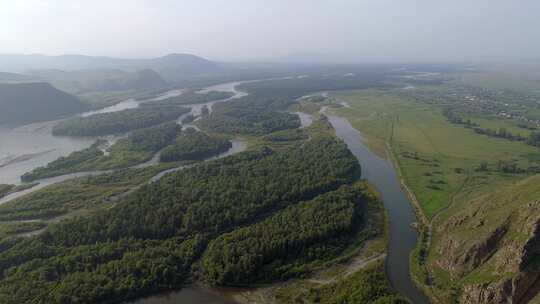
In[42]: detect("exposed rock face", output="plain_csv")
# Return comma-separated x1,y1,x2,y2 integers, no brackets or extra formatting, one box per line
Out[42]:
461,272,540,304
459,209,540,303
430,177,540,303
437,217,509,278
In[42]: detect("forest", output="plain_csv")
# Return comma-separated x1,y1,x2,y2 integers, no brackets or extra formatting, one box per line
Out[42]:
22,122,182,181
201,184,366,285
262,128,309,142
159,128,231,162
0,185,15,199
0,166,169,221
52,106,189,136
142,90,234,106
0,136,361,303
197,95,300,134
21,140,105,182
237,73,392,99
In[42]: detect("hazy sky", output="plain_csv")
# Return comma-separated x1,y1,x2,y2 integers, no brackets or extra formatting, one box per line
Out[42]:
1,0,539,62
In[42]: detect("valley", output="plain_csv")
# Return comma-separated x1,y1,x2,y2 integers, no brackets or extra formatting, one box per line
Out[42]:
1,64,539,304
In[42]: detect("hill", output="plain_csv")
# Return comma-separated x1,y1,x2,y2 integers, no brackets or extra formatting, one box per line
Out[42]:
0,82,85,125
0,72,35,83
428,174,540,303
0,53,220,82
27,69,168,93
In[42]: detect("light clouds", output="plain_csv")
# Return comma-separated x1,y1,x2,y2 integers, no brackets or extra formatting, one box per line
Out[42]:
1,0,539,62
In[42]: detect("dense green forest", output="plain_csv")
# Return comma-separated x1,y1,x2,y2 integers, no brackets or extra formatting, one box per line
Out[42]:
0,222,47,239
263,128,309,142
1,166,170,221
0,184,37,199
23,123,182,181
21,141,105,182
142,90,234,107
52,106,189,136
197,96,300,134
201,184,366,285
0,136,361,303
237,73,391,99
0,185,15,199
159,128,231,162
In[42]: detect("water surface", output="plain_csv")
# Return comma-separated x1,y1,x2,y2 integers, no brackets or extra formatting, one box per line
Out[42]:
326,114,429,304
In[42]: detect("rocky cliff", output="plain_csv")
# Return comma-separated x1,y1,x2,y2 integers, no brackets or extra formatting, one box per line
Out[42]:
430,175,540,303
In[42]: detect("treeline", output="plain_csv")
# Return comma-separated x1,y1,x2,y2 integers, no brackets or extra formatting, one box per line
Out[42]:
21,141,105,182
0,185,15,199
201,185,365,285
476,160,540,174
0,137,360,303
198,96,300,135
444,109,526,142
294,262,408,304
22,123,182,181
2,167,168,221
142,90,234,107
527,132,540,147
52,106,189,136
159,128,231,162
0,222,47,239
472,127,525,142
0,183,36,199
263,129,309,142
109,121,181,153
237,73,391,100
443,108,479,127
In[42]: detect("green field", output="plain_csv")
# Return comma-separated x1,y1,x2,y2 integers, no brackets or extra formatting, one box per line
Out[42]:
333,89,540,218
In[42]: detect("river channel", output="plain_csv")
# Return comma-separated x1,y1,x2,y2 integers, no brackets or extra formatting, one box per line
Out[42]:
0,79,428,303
325,114,429,304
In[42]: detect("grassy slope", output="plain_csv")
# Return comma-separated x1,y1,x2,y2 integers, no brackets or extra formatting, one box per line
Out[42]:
334,89,539,218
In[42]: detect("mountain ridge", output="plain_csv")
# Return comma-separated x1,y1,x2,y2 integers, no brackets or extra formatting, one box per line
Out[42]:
0,82,86,125
0,53,220,78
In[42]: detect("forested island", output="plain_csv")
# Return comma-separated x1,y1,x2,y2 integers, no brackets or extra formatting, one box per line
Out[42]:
52,106,189,136
0,135,375,303
159,128,232,162
198,96,300,134
0,69,422,304
22,122,183,181
142,90,234,107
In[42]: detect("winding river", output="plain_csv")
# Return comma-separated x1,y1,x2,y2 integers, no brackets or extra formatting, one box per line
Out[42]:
0,80,252,204
0,78,428,303
325,114,429,304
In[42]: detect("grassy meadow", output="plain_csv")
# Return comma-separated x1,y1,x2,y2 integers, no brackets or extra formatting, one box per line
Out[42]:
333,89,540,218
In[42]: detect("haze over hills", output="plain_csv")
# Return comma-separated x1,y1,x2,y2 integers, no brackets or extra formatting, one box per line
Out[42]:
0,53,220,82
26,69,168,94
0,82,86,125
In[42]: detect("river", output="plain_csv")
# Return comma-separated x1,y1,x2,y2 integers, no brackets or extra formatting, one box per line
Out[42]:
325,114,429,304
0,80,248,188
132,111,428,304
0,78,427,303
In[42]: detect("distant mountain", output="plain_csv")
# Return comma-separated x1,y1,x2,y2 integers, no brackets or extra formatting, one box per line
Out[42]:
0,72,36,83
27,69,168,94
0,83,85,125
102,69,167,91
0,53,220,81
